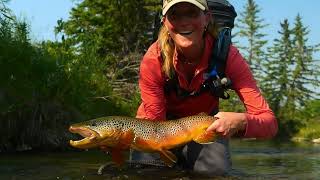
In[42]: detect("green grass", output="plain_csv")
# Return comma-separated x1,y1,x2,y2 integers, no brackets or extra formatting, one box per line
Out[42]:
294,120,320,140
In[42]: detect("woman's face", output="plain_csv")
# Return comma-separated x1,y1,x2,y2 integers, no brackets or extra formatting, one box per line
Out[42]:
163,2,210,50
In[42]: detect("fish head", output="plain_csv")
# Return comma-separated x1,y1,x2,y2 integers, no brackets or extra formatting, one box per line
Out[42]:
68,117,123,149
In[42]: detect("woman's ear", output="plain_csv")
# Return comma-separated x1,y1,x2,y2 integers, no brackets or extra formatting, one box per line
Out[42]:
161,16,166,24
205,11,212,25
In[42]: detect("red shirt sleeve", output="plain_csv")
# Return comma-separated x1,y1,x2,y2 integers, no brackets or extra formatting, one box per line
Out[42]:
136,42,166,120
226,46,278,138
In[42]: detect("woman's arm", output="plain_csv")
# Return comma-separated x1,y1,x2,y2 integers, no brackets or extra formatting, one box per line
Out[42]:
207,46,278,139
136,43,166,121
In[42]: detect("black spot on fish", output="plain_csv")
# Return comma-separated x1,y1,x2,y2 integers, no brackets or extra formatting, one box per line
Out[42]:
91,122,97,126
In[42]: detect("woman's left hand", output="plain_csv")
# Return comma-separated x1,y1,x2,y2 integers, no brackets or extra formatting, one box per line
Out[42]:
206,112,247,138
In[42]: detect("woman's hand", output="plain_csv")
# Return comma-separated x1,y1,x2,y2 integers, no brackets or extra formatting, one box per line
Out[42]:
207,112,247,138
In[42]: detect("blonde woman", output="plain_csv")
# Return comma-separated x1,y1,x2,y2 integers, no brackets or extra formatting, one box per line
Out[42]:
133,0,277,176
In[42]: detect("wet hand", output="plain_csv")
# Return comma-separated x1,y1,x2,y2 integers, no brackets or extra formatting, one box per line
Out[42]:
207,112,247,138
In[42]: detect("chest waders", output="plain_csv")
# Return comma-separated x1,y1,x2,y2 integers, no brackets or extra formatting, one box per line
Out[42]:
130,0,237,176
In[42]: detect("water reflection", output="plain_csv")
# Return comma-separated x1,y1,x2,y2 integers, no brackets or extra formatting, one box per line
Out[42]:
230,139,320,179
0,140,319,179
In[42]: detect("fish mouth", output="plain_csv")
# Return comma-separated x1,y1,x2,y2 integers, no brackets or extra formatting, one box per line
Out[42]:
69,126,101,148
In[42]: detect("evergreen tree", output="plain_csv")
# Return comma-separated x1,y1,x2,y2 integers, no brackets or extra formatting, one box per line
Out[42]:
262,19,293,116
235,0,268,81
262,16,320,137
0,0,12,21
0,1,8,15
261,19,300,137
286,14,320,118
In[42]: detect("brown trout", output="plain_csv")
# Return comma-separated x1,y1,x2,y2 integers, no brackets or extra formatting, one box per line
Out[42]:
69,113,217,167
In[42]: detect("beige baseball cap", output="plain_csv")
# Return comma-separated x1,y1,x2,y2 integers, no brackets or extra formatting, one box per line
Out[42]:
162,0,209,15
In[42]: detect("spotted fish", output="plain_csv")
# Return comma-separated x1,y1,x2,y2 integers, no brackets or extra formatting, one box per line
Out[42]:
68,113,217,167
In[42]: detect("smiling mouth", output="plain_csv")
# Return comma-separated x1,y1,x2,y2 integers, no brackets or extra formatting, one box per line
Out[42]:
179,31,193,35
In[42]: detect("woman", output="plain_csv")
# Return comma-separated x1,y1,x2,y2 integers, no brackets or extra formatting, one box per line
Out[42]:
133,0,278,176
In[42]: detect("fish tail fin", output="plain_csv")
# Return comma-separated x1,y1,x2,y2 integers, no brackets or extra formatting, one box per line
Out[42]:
193,130,217,144
159,150,177,167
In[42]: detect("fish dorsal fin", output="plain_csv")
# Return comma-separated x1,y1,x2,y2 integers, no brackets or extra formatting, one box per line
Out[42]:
193,130,217,144
159,150,177,167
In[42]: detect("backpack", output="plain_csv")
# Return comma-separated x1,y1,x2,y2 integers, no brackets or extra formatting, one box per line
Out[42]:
164,0,237,100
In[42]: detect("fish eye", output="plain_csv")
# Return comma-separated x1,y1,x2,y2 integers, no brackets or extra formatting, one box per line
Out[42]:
90,122,97,126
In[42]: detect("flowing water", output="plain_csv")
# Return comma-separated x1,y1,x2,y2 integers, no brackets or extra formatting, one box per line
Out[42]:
0,139,319,180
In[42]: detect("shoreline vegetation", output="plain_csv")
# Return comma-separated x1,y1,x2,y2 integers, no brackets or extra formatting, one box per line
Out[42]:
291,120,320,143
291,137,320,144
1,0,319,153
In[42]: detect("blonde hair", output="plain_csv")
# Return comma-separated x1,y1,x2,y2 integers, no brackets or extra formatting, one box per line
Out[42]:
158,16,219,79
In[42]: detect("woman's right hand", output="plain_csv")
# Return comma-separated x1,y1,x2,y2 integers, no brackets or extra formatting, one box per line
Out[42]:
206,112,247,138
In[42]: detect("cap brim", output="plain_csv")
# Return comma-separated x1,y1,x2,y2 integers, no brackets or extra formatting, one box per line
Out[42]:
162,0,206,15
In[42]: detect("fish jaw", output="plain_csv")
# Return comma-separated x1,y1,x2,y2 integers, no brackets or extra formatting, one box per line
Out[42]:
69,126,102,149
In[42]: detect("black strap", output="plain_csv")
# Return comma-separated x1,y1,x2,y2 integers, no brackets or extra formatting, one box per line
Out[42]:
208,27,231,79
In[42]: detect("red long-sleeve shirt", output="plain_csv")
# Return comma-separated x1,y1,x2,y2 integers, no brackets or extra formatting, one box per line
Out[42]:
136,34,278,139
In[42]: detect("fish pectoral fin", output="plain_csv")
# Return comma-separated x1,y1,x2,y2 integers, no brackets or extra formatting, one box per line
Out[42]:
118,129,135,149
109,129,135,167
111,148,125,167
159,150,177,167
193,130,216,144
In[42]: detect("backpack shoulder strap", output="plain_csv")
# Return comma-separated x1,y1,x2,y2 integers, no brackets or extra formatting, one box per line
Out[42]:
209,27,232,78
203,27,232,99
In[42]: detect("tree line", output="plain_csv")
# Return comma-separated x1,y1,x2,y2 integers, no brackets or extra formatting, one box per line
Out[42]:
0,0,319,152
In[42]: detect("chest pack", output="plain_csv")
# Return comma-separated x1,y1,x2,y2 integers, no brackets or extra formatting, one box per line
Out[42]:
164,0,237,100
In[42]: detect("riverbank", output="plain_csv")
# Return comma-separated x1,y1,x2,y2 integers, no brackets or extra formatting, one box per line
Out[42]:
291,120,320,143
291,137,320,144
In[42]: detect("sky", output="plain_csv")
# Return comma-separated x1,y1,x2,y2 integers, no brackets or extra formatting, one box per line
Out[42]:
6,0,320,47
7,0,75,41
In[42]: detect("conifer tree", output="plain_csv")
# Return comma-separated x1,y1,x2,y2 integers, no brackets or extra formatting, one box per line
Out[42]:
0,0,12,21
262,16,320,136
261,19,298,136
223,0,268,114
262,19,293,116
285,14,320,118
235,0,268,81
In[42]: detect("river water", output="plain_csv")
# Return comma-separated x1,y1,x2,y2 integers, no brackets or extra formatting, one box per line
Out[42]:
1,139,319,180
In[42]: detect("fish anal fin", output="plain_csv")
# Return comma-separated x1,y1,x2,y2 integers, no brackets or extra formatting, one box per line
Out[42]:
159,150,177,167
110,130,135,167
193,130,216,144
110,148,125,167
